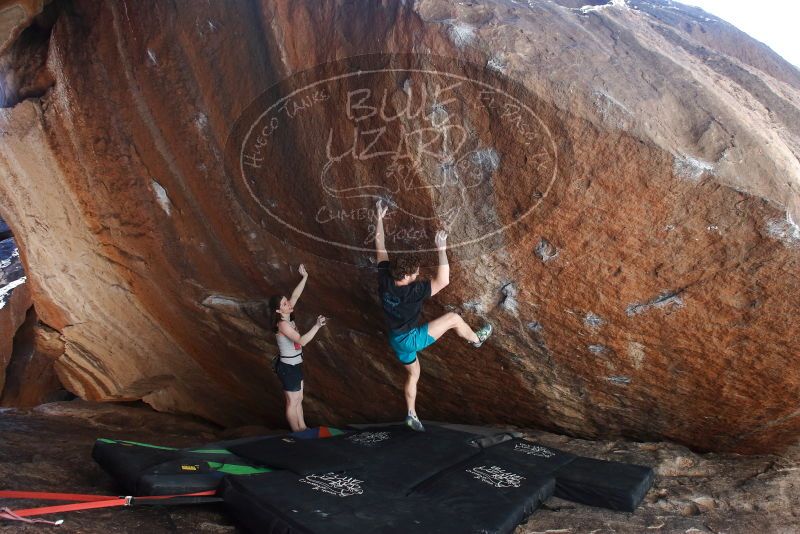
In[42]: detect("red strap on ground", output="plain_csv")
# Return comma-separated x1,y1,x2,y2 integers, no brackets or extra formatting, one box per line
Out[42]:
10,498,128,518
0,508,62,526
0,489,218,519
0,490,116,502
0,489,216,503
319,426,332,438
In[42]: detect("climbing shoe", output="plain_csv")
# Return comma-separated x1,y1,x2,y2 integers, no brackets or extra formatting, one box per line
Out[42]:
471,323,493,348
405,413,425,432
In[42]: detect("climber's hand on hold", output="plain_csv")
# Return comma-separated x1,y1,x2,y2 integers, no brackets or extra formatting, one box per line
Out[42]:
434,230,448,251
375,200,389,263
376,199,388,220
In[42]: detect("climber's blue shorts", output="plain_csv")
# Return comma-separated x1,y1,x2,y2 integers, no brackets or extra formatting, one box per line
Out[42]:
388,323,436,365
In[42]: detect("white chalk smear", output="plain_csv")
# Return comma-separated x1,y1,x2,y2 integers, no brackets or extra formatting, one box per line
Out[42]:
0,276,27,309
151,180,172,216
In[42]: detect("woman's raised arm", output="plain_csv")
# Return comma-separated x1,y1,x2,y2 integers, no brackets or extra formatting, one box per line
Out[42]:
289,264,308,306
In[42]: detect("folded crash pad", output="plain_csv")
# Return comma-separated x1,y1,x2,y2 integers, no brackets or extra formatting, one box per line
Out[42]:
481,438,654,512
552,456,655,512
92,427,345,496
92,438,271,496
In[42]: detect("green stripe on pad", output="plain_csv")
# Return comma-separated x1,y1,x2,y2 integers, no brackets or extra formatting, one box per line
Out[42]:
207,462,272,475
97,438,177,451
98,427,343,460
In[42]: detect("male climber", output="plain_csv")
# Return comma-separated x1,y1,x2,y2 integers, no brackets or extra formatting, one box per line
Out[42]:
374,200,492,432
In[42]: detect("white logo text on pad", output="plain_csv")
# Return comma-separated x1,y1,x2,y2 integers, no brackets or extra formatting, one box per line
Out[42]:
347,432,390,445
300,473,364,497
513,442,555,458
466,465,525,488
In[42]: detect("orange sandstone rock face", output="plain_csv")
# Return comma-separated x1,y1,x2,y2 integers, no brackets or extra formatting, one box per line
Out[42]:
1,314,68,407
0,0,46,55
0,275,30,394
0,0,798,453
0,218,32,395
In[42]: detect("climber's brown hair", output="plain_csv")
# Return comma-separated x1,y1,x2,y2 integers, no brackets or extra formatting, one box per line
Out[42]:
389,255,420,281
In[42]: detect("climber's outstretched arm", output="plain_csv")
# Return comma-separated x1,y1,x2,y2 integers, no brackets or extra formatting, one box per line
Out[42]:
430,230,449,297
289,264,308,306
375,200,389,263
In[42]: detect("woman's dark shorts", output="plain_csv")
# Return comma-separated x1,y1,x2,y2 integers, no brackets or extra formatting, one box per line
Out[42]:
276,361,303,392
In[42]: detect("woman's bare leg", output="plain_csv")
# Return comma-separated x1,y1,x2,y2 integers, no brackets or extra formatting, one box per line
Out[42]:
285,390,302,432
295,381,307,431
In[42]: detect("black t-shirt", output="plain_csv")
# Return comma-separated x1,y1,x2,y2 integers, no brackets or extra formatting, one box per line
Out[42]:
377,261,432,334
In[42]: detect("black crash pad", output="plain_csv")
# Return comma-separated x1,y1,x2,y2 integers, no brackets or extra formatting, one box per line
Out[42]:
228,426,480,490
220,428,551,533
219,427,496,533
228,434,364,475
481,438,654,512
552,456,655,512
92,440,179,495
221,470,401,534
221,465,551,534
481,438,577,475
411,451,555,534
344,426,481,493
92,438,269,496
